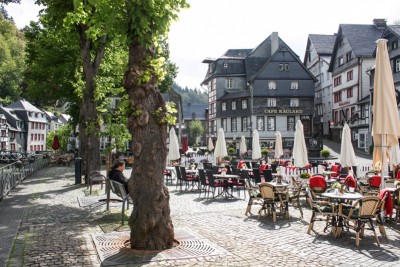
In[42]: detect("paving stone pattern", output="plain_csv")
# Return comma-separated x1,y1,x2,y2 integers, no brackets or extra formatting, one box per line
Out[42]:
0,166,399,267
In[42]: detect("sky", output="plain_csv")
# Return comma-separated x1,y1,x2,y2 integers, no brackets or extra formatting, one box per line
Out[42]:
5,0,400,90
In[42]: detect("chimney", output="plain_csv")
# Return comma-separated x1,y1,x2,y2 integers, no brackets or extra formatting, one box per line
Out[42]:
271,32,279,55
373,18,387,29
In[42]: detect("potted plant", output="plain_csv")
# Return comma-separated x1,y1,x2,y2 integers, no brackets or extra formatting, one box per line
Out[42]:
261,148,269,158
320,149,331,158
223,155,231,164
299,172,311,179
228,147,236,155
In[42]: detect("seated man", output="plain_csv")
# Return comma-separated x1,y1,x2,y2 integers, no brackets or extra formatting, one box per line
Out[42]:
109,160,130,193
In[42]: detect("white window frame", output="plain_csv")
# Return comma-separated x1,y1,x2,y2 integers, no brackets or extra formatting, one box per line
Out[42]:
232,101,236,110
290,98,299,107
227,78,233,89
242,100,247,109
267,116,276,131
396,58,400,72
221,102,226,111
268,81,276,90
291,81,299,90
267,98,276,107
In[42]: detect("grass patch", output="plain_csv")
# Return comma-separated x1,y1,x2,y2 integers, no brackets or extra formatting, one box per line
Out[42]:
83,188,102,196
94,209,131,233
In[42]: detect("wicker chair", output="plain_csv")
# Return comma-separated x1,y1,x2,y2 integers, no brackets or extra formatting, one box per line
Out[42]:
244,179,263,216
338,196,382,246
306,187,336,235
393,188,400,227
258,182,289,222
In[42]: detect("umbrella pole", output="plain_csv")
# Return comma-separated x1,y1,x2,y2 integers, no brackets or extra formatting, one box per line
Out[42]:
381,135,387,190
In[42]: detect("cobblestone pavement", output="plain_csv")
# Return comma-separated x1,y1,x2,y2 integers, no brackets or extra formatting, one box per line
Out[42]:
1,165,400,267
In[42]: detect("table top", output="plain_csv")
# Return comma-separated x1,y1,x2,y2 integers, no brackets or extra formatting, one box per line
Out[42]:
214,174,240,179
321,192,363,200
165,166,176,170
258,182,289,188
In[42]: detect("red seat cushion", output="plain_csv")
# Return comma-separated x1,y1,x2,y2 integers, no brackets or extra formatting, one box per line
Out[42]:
344,175,356,188
331,165,340,177
370,175,381,188
309,176,326,189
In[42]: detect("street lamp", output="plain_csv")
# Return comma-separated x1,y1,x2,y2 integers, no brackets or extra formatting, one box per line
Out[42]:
248,123,252,151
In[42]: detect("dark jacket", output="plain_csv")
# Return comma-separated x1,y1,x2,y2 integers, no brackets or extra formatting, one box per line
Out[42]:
109,169,129,193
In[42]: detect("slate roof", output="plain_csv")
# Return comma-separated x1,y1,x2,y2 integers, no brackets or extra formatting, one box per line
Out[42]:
0,106,21,130
218,90,250,101
182,104,207,120
7,99,43,113
340,24,385,57
308,34,336,55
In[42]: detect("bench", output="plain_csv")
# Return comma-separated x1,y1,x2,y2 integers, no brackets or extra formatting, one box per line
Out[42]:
107,179,133,225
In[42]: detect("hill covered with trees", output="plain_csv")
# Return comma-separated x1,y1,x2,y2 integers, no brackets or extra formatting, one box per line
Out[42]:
172,83,208,105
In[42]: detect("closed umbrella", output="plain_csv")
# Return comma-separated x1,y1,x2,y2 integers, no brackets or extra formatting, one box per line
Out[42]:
372,39,400,187
214,128,227,162
252,129,262,160
167,128,180,162
239,135,247,156
52,135,60,151
292,120,308,168
390,143,400,168
208,137,214,151
181,136,188,154
339,123,357,168
274,131,284,159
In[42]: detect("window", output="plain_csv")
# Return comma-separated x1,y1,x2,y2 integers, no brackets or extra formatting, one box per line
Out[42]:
223,62,228,68
334,76,342,86
222,102,226,111
226,78,233,89
1,130,5,136
334,92,342,103
279,63,289,71
221,118,227,132
231,118,237,132
242,100,247,109
347,88,353,98
351,107,356,118
31,122,34,129
396,58,400,73
241,117,248,131
267,98,276,107
290,98,299,107
232,101,236,110
267,117,276,131
256,116,264,131
31,134,33,141
347,70,353,81
346,52,352,62
392,40,398,50
268,81,276,90
338,56,344,66
287,116,295,131
290,81,298,90
334,110,339,123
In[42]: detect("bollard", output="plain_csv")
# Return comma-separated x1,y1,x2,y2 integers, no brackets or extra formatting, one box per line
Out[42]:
74,157,82,184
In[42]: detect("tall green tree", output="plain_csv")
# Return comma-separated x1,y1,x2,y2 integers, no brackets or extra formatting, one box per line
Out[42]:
188,120,204,145
0,13,25,103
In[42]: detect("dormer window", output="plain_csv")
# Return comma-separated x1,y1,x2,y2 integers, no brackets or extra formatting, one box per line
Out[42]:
268,81,276,90
226,78,233,89
279,63,289,71
338,57,344,66
346,52,352,62
221,102,226,111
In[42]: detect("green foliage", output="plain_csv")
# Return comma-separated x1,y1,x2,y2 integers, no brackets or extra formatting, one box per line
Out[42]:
172,83,208,104
369,144,374,155
188,120,204,145
46,125,73,151
228,147,236,154
223,155,231,161
261,148,269,155
299,173,311,179
320,149,331,158
0,14,25,102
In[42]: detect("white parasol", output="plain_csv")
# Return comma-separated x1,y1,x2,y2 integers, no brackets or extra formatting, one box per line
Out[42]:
208,137,214,151
214,128,228,161
239,135,247,156
292,120,309,168
274,131,284,159
339,123,357,168
167,127,180,162
252,129,262,160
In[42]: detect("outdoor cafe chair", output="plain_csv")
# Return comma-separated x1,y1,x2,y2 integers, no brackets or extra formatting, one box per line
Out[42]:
245,179,263,216
258,182,289,222
252,168,262,184
175,165,184,191
198,169,210,199
180,166,199,191
309,175,327,202
287,178,304,218
306,187,336,235
393,188,400,227
206,169,227,199
338,196,382,246
263,169,273,183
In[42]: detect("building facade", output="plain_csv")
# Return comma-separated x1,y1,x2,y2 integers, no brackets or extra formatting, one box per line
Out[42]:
304,34,336,137
202,32,316,155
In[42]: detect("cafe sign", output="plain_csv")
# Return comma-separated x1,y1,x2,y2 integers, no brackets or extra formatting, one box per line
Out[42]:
264,109,303,114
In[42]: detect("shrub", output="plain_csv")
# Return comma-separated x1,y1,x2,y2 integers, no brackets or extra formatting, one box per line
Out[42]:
300,173,311,179
261,148,269,155
228,147,236,154
320,149,331,158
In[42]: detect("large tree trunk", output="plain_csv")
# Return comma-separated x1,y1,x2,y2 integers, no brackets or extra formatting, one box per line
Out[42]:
76,25,105,180
125,40,174,250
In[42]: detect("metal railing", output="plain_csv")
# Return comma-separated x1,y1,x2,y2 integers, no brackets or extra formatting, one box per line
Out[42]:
0,156,49,201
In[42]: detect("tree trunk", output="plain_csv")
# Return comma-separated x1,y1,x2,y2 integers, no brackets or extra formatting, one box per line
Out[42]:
125,40,174,250
76,25,105,181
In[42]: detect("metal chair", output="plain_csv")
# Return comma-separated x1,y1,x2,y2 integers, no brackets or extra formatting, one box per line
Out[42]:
87,171,106,194
108,180,133,225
